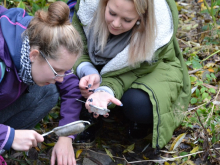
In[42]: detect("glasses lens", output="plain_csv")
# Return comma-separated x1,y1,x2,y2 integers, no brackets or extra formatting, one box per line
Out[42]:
53,69,74,79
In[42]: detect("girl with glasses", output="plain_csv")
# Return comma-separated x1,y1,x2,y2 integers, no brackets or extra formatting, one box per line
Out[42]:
0,1,82,164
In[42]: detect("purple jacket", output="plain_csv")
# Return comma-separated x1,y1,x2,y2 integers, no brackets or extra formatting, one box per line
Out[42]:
0,6,82,150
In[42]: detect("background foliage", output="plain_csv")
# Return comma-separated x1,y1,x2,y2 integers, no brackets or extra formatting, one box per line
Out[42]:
1,0,220,164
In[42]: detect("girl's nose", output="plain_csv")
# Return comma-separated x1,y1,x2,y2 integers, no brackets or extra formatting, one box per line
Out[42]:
55,76,64,83
112,18,121,28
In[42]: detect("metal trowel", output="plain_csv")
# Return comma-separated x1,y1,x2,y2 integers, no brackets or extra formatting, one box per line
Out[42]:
42,120,90,137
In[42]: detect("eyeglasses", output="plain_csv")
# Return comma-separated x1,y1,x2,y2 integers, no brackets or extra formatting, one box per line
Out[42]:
39,51,74,80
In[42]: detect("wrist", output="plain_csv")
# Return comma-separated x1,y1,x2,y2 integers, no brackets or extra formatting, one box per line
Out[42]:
58,136,72,141
94,89,106,93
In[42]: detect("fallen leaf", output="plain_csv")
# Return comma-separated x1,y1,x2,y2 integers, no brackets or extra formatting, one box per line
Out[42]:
104,148,115,162
123,143,135,153
127,143,135,151
75,149,83,159
208,68,215,73
143,154,149,160
34,146,40,152
181,160,196,165
170,133,187,151
43,142,55,147
190,146,199,154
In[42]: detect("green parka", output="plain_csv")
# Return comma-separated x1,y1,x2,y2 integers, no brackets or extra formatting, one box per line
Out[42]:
72,0,191,150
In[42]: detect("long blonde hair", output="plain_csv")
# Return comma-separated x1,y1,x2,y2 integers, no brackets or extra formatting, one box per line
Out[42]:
92,0,157,66
26,1,83,60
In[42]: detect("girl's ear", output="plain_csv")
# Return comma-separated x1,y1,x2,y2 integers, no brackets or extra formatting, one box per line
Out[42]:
29,49,39,62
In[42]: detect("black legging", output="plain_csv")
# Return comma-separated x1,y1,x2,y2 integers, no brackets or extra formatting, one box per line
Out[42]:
121,88,153,124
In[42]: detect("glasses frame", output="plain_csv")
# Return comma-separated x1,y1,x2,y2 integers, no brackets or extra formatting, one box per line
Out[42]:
39,50,74,80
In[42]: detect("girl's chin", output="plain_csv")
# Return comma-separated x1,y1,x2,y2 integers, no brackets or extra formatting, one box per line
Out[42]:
108,26,122,35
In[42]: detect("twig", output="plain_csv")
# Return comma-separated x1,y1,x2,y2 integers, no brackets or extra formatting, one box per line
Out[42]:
177,29,214,41
201,49,220,62
86,156,103,165
87,149,125,160
213,147,220,157
202,83,218,90
160,150,177,154
178,39,201,48
205,87,220,125
87,146,220,164
177,29,212,36
178,38,190,47
188,69,203,74
187,88,219,113
123,148,220,164
123,155,167,164
195,110,212,161
187,102,209,112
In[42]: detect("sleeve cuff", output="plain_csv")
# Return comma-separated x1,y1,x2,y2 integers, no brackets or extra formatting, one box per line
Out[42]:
68,134,76,140
76,62,99,78
3,128,15,151
94,86,114,96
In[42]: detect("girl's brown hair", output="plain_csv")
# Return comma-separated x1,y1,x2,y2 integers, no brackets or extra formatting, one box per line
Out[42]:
26,1,82,59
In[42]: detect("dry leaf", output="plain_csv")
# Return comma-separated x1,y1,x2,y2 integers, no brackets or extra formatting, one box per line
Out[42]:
142,154,149,160
190,146,199,154
75,149,83,159
170,133,187,151
104,148,115,162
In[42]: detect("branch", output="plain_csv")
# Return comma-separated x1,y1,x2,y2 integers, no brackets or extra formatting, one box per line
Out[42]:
195,110,212,161
201,49,220,62
123,148,220,164
187,102,210,112
205,87,220,125
188,69,203,74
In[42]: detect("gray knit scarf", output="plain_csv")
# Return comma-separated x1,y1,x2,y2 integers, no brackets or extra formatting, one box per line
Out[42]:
18,36,35,86
87,27,132,65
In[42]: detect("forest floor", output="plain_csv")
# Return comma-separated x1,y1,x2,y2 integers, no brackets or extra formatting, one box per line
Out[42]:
1,0,220,164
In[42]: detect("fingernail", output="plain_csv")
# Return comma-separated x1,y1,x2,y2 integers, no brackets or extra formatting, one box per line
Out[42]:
120,103,123,106
89,89,95,93
88,84,92,88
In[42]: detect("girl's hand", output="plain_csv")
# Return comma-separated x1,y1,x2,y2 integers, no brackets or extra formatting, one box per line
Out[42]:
51,137,76,165
85,91,122,118
79,74,101,98
12,130,44,151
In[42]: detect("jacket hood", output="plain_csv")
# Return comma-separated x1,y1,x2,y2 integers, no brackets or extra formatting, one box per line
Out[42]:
0,7,32,70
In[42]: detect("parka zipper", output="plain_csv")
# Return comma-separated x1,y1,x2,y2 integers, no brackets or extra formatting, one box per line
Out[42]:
6,67,10,72
133,82,160,153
